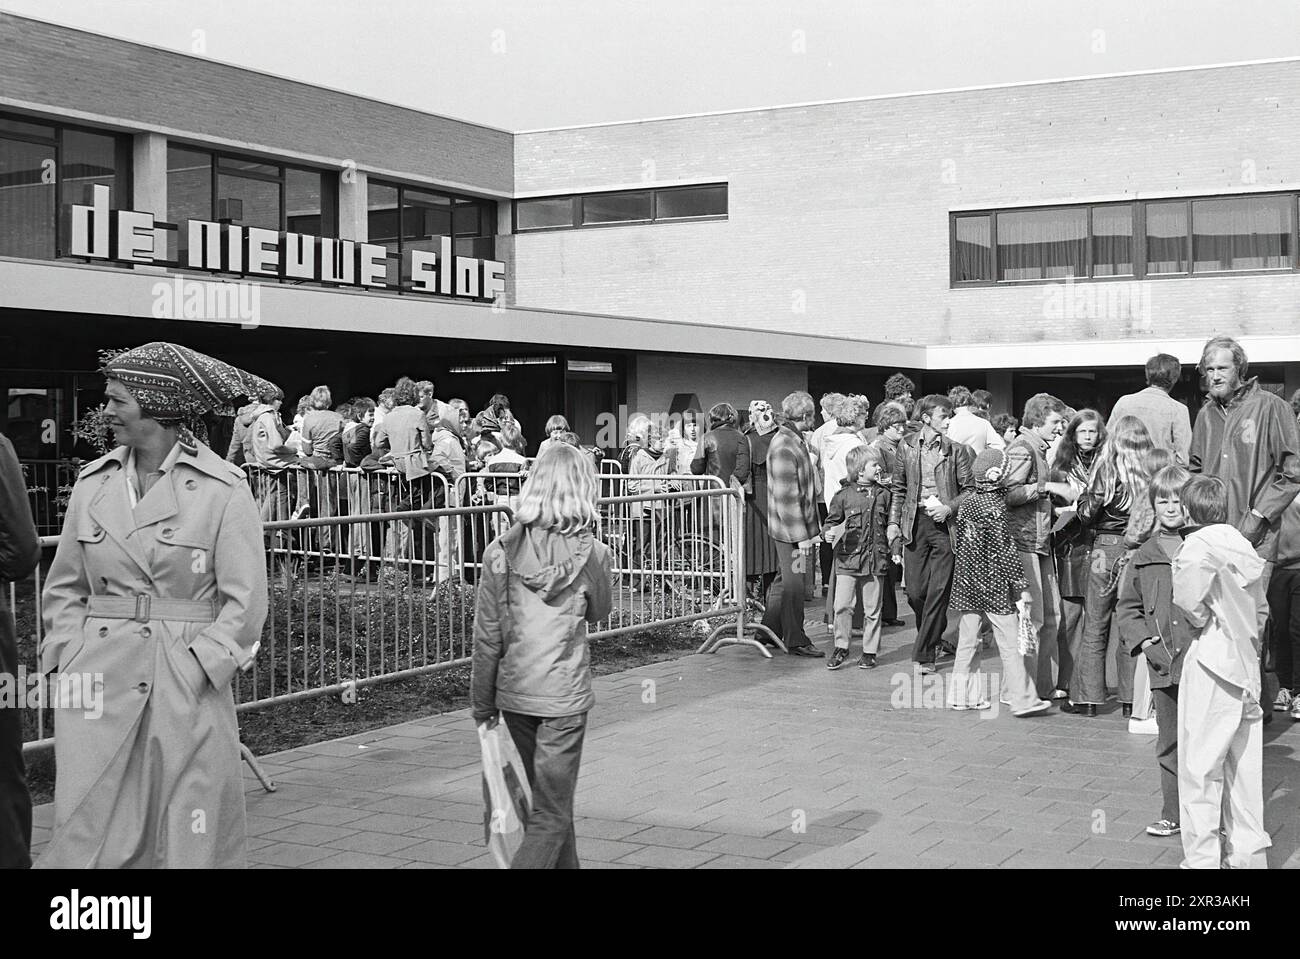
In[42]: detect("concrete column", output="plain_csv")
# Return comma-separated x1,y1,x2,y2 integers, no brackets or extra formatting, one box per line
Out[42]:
132,133,168,272
339,169,367,241
1285,362,1300,404
987,369,1014,417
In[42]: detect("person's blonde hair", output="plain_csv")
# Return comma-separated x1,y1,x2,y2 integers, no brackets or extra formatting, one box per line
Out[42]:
513,443,600,534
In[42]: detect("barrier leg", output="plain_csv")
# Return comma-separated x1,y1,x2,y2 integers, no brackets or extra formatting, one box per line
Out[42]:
241,742,277,793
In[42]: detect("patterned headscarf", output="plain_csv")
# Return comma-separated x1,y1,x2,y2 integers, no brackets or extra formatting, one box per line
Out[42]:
102,342,279,443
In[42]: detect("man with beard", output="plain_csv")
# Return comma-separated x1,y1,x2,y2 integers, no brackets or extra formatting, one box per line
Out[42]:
1188,336,1300,722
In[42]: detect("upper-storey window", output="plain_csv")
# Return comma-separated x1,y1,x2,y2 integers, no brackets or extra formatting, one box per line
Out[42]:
515,183,728,232
954,192,1299,285
166,144,338,263
0,113,132,261
365,179,496,290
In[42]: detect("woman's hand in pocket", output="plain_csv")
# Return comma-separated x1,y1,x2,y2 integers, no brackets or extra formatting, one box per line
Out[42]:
178,648,209,698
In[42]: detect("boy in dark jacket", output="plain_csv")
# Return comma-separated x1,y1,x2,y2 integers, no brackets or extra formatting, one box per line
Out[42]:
822,445,892,670
1117,464,1194,839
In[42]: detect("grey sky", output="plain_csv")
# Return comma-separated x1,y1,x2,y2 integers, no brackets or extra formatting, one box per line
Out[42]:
4,0,1297,130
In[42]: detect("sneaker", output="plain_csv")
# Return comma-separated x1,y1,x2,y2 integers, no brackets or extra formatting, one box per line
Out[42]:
918,662,938,675
1290,698,1300,721
1146,819,1180,837
858,653,877,669
1050,688,1070,700
1013,699,1053,717
827,648,850,670
1274,688,1294,711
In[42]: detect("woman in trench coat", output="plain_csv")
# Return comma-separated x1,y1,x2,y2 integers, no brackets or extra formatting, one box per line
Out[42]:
38,342,270,869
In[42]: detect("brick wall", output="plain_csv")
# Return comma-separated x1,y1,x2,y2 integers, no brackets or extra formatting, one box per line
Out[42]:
514,60,1300,348
0,13,512,194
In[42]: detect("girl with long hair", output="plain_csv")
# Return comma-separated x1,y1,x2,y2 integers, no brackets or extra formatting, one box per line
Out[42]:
1048,409,1106,699
470,443,613,868
1063,415,1154,717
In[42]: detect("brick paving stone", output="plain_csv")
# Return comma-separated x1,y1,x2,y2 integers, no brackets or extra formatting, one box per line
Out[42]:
404,819,483,843
301,851,407,869
1067,836,1168,864
575,837,651,863
247,842,339,867
625,825,723,849
282,804,377,827
918,839,1022,866
397,839,484,866
694,832,799,859
697,854,783,869
344,812,434,835
325,831,428,855
615,845,720,868
261,822,360,846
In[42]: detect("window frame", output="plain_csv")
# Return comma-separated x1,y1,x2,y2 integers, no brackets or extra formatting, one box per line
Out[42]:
514,182,728,233
950,190,1300,288
365,176,497,292
0,111,134,262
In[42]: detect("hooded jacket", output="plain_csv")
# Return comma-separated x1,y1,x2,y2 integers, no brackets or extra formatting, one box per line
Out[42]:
226,402,261,465
470,524,612,721
820,429,867,508
1172,523,1269,700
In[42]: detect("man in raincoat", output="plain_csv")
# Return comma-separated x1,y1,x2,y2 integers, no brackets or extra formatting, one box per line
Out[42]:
38,342,270,869
1172,475,1271,869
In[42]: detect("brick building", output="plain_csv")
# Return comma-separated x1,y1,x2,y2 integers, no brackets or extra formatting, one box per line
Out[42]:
2,10,1299,499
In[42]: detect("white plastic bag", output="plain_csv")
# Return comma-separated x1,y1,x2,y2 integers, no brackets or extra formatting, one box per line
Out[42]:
1128,658,1159,733
478,721,533,868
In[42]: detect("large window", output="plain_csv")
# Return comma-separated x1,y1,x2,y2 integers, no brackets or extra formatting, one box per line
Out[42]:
516,183,728,232
365,179,496,289
954,192,1300,285
166,144,338,264
0,113,131,261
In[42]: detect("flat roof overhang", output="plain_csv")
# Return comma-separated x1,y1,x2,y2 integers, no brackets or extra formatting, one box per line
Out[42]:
3,258,1298,370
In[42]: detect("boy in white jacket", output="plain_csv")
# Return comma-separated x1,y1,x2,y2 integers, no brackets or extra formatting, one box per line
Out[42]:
1171,475,1271,869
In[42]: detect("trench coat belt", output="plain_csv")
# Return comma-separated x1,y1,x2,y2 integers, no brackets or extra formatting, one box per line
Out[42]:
86,595,218,624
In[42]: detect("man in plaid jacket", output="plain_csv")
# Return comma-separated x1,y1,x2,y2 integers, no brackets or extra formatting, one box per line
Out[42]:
761,391,825,656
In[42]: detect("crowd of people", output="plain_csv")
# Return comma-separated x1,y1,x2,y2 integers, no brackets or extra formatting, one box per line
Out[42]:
2,333,1298,871
736,337,1299,869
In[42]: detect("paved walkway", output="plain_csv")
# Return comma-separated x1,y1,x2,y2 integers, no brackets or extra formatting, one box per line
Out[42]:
31,621,1300,868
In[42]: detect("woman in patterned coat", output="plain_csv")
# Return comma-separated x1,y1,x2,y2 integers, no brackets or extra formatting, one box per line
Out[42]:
949,448,1052,717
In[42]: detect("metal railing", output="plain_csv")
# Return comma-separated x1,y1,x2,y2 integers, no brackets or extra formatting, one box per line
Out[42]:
13,472,770,762
20,459,81,537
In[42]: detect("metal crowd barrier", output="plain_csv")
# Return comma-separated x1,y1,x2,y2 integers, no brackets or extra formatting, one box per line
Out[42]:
14,471,769,765
21,459,81,537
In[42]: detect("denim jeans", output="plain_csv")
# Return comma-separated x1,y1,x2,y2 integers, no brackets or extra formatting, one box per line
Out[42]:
0,626,31,869
832,573,883,653
904,512,954,664
1055,597,1082,693
1069,535,1133,706
1153,685,1179,823
762,539,811,649
503,711,587,870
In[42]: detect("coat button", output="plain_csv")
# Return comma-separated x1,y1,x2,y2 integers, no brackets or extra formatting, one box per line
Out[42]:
98,626,108,637
91,524,103,536
140,626,152,638
161,528,174,538
185,479,197,490
136,682,149,694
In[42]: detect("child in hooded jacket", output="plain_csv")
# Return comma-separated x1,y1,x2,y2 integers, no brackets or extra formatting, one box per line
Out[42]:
1171,475,1271,869
820,444,892,670
470,443,612,869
